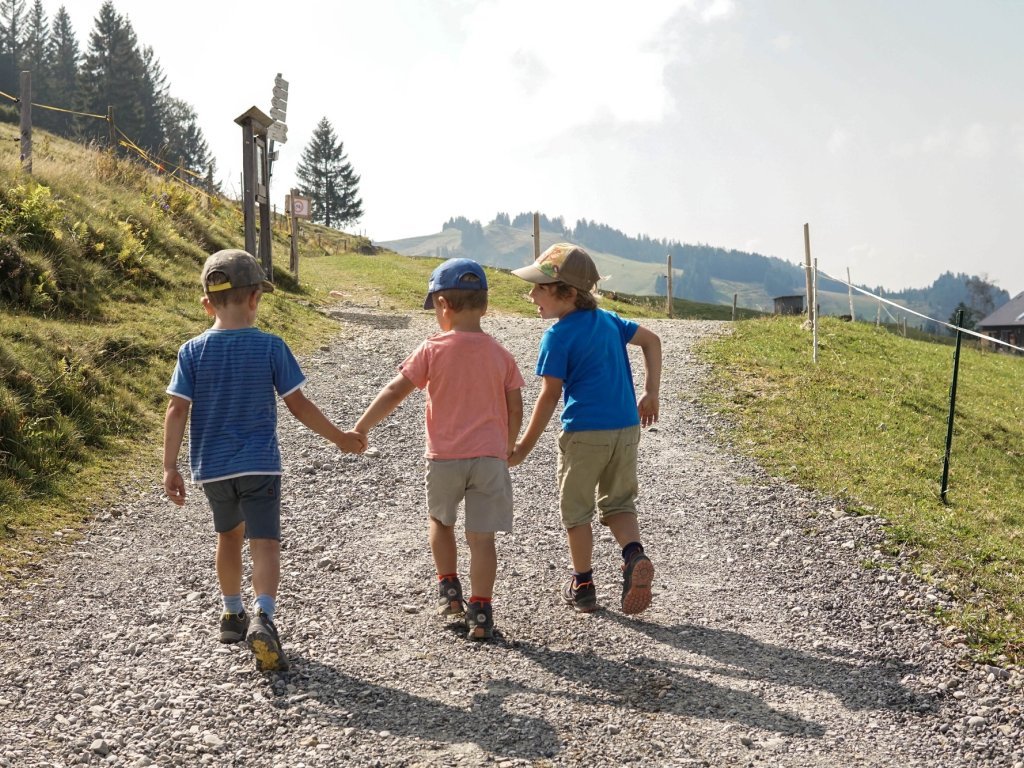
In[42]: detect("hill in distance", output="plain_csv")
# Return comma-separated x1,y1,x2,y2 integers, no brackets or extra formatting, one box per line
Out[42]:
377,214,1009,333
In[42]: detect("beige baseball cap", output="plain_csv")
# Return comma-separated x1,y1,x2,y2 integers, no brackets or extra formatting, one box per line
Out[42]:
512,243,601,292
201,249,275,294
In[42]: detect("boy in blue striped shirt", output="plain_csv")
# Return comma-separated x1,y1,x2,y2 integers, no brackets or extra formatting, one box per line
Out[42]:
163,249,366,672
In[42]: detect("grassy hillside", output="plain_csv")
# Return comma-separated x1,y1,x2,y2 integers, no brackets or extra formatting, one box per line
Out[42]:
700,316,1024,661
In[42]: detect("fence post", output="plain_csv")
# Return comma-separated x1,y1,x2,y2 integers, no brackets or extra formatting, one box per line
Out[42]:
666,253,673,318
19,71,31,173
847,267,855,321
941,309,964,504
732,293,737,321
107,105,115,149
803,223,814,325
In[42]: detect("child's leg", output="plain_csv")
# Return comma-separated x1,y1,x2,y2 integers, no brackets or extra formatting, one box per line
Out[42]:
216,522,245,598
429,517,458,577
606,512,642,549
565,523,594,574
465,531,496,599
248,538,281,606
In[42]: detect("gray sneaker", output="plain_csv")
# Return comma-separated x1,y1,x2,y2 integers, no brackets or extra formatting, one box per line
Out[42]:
246,610,289,672
437,577,466,617
219,610,249,644
465,601,494,641
621,552,654,615
562,576,598,613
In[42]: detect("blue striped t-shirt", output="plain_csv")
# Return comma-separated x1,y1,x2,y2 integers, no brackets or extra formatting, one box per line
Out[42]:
166,327,306,483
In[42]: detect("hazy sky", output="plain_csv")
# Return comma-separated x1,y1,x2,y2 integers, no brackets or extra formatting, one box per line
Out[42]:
63,0,1023,295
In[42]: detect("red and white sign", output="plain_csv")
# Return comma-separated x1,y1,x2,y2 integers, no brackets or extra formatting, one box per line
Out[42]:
290,196,311,218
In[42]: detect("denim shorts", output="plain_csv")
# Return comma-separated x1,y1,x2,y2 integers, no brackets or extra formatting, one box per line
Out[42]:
201,474,282,540
556,425,640,528
425,457,513,533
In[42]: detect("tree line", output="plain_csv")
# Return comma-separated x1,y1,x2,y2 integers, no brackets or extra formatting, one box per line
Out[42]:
0,0,212,179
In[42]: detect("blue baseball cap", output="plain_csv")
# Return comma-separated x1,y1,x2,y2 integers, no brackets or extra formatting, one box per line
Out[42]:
423,258,488,309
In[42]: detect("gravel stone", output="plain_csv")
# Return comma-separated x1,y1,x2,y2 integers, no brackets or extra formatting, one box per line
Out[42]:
0,309,1020,767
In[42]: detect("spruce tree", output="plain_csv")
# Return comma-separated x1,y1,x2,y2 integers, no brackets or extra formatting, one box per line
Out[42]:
21,0,49,122
296,117,363,228
0,0,26,96
78,2,147,150
48,6,77,136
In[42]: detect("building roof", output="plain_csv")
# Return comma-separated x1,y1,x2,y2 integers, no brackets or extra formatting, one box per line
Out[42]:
977,291,1024,328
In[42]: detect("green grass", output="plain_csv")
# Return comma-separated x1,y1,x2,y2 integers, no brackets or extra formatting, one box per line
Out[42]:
699,315,1024,661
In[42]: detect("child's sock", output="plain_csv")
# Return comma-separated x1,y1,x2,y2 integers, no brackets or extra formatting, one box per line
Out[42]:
438,572,458,582
222,594,244,615
622,542,644,563
572,570,593,588
255,594,276,621
468,595,491,605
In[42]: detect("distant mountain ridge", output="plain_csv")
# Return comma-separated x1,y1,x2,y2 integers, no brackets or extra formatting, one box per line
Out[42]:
376,213,1008,332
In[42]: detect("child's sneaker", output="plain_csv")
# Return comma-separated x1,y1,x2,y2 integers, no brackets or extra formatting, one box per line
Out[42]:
437,576,466,617
219,610,250,644
621,552,654,615
562,576,598,613
465,601,494,640
246,610,289,672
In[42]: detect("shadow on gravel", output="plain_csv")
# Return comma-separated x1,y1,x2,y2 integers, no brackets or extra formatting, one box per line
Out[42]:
604,615,933,715
327,310,412,330
510,640,824,736
274,657,561,760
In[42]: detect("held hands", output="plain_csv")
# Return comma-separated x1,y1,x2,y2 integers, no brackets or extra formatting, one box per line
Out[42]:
337,430,368,454
638,392,660,428
163,468,186,507
508,442,526,467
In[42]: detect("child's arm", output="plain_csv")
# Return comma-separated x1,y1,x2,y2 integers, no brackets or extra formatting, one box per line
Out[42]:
505,387,524,459
508,375,562,467
354,373,417,436
283,389,367,454
163,396,190,506
629,325,662,427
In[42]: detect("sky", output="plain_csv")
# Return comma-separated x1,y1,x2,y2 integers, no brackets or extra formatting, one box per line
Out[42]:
63,0,1024,295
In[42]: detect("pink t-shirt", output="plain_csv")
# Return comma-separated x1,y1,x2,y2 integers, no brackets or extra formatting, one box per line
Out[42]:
400,331,524,460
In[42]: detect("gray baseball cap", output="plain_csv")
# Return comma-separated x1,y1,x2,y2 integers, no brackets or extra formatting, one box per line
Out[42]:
201,249,275,294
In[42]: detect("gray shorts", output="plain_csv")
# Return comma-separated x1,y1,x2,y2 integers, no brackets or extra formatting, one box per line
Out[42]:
557,425,640,529
202,474,282,540
425,457,513,533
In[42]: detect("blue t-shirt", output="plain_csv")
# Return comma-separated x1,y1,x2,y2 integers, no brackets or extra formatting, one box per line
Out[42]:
166,327,306,483
535,308,640,432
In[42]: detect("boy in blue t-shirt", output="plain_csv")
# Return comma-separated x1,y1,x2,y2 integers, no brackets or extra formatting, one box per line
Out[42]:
509,243,662,615
163,249,366,671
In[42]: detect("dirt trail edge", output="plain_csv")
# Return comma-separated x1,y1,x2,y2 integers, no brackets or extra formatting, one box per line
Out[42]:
1,311,1021,768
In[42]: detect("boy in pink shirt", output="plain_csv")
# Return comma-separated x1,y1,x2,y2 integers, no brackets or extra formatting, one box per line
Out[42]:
354,259,524,640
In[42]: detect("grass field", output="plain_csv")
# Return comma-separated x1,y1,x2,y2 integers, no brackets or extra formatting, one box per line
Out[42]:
699,316,1024,661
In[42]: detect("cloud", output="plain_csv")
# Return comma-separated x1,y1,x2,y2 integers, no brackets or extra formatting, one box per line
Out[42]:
827,128,851,155
771,33,794,51
699,0,736,23
960,122,993,158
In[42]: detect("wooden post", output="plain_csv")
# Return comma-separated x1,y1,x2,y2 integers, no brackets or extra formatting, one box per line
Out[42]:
107,105,115,149
803,223,814,325
846,267,855,321
19,71,31,173
289,188,299,279
666,253,673,318
812,257,819,363
533,212,540,261
732,293,737,321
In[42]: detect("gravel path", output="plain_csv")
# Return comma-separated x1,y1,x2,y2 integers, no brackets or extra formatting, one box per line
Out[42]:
1,308,1021,768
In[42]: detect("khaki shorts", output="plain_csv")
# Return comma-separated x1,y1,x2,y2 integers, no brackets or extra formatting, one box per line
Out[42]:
425,457,513,533
557,425,640,529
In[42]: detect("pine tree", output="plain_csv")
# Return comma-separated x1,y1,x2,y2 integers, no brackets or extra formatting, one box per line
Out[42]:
48,6,77,135
78,2,147,150
161,96,209,176
0,0,26,96
21,0,49,121
296,117,363,228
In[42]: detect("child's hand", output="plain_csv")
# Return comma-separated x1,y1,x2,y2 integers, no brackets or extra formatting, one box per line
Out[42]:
163,468,186,506
638,393,659,428
337,430,368,454
508,444,526,467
